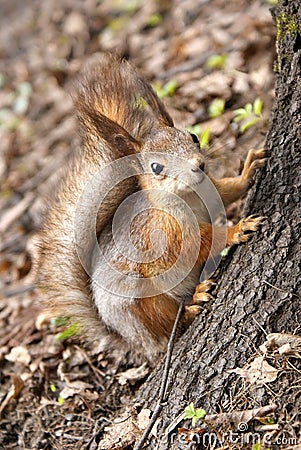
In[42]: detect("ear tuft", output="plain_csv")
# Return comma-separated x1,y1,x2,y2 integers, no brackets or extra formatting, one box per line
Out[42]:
114,134,140,156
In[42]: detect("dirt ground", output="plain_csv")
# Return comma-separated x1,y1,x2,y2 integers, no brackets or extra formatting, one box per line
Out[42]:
0,0,279,449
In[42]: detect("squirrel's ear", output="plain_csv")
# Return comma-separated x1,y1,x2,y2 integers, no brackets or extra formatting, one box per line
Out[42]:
114,133,141,156
75,100,141,157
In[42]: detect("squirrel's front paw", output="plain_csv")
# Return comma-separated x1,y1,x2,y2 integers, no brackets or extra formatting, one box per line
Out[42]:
192,279,215,305
231,216,264,244
182,305,202,327
242,148,267,188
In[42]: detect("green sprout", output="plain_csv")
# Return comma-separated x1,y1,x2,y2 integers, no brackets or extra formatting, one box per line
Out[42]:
184,402,207,427
51,317,69,327
252,444,270,450
186,125,211,150
252,444,261,450
258,417,275,425
145,14,162,27
199,127,210,150
205,54,227,70
55,323,79,340
153,79,177,99
233,97,263,134
208,98,225,118
113,0,141,13
50,384,64,405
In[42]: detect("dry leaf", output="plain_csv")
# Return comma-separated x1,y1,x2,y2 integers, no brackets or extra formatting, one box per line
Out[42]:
259,333,301,358
0,374,25,413
205,404,277,433
98,407,143,449
229,356,278,385
60,380,94,399
5,345,31,365
117,363,149,386
136,408,151,431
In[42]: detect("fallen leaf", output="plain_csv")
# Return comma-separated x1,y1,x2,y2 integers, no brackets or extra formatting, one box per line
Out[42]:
98,407,143,449
204,404,277,433
0,374,25,413
5,345,31,365
259,333,301,358
60,380,94,399
229,356,278,385
117,363,149,386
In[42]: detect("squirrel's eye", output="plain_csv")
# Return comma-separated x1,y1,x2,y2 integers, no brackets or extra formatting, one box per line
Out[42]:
151,162,164,175
190,133,199,145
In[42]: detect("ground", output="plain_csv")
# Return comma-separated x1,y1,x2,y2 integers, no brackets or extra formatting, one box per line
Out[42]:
0,1,278,448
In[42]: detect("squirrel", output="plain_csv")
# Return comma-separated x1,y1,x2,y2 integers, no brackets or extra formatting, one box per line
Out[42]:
37,53,266,364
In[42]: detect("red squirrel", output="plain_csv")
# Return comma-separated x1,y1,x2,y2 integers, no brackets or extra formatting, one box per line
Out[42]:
38,53,266,363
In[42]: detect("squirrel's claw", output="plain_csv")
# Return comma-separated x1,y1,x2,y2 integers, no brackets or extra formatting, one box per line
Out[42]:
231,216,265,244
192,279,215,305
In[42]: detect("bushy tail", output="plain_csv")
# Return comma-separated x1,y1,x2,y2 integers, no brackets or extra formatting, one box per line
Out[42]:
73,52,173,140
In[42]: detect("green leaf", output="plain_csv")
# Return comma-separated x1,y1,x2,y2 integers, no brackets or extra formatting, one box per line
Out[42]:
184,402,195,419
195,408,207,420
260,417,275,425
106,16,129,32
55,323,79,340
146,14,162,27
51,317,69,327
208,98,225,118
233,113,247,123
185,125,210,150
186,124,202,135
58,396,64,405
50,384,57,392
184,403,206,427
252,444,261,450
233,107,248,116
253,97,263,116
245,103,253,114
205,54,227,70
155,79,177,99
200,127,210,150
240,117,260,133
191,416,198,427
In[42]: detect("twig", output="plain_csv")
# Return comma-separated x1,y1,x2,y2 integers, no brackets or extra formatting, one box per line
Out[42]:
0,192,35,234
262,279,300,299
157,53,212,80
0,284,35,298
134,299,185,450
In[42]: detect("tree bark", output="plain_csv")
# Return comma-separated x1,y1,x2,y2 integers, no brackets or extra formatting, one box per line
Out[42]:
135,2,301,448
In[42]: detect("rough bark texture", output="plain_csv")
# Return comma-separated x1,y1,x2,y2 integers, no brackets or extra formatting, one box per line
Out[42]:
135,2,301,448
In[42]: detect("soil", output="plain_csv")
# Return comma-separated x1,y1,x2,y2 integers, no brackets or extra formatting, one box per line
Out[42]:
0,1,278,449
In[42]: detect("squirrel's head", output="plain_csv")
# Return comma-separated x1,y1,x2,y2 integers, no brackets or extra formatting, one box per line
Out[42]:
135,127,208,198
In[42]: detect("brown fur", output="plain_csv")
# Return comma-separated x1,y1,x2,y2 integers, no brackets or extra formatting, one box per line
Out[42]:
38,53,266,363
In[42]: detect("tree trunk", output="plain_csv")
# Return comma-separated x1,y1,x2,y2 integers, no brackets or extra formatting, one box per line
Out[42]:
135,2,301,448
